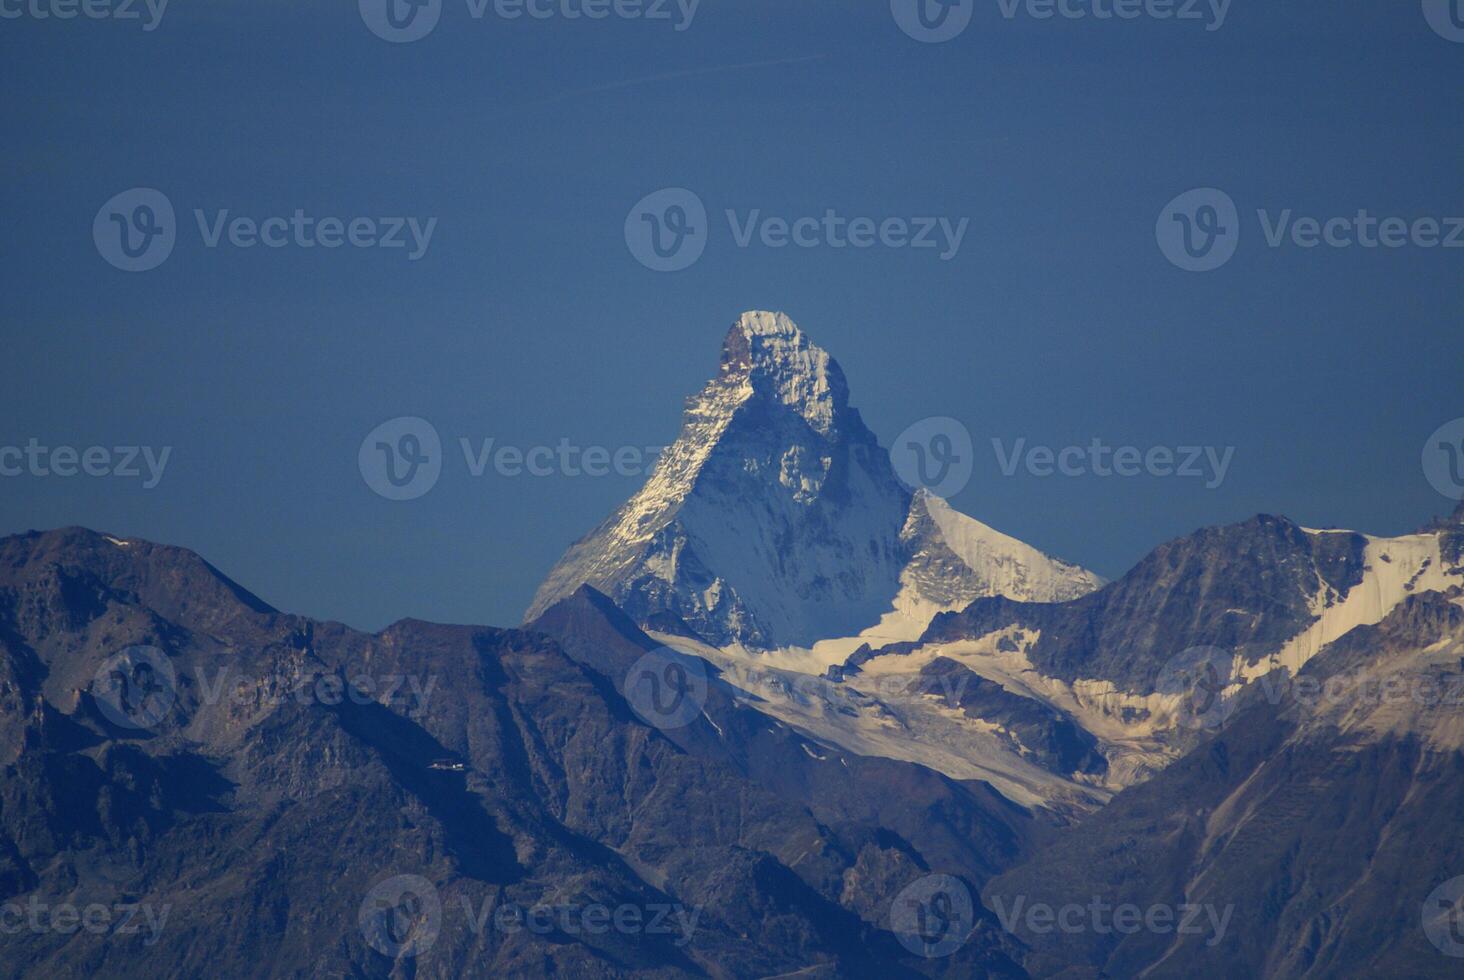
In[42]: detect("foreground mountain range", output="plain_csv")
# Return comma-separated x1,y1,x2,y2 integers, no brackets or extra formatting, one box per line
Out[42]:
0,527,1029,978
4,313,1462,977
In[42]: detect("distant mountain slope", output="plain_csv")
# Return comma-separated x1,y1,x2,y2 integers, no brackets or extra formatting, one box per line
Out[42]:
709,510,1464,810
984,589,1464,978
526,585,1043,886
0,528,1024,978
915,514,1379,688
526,311,1101,650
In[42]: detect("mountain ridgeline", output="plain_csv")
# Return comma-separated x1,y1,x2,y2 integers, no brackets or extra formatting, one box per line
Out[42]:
0,527,1026,978
5,315,1464,978
527,312,1101,649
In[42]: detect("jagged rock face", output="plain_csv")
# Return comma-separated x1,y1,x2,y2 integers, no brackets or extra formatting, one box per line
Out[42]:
525,586,1040,887
527,312,1101,649
921,515,1374,689
0,528,1024,978
916,658,1107,778
820,511,1461,810
898,492,1101,612
528,311,910,648
985,593,1464,978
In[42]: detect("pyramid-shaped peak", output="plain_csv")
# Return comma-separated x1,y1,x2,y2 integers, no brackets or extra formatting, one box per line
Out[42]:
527,310,1103,647
738,309,799,338
717,311,849,434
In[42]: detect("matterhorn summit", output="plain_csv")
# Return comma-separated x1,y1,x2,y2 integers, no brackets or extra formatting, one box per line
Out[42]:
526,311,1102,650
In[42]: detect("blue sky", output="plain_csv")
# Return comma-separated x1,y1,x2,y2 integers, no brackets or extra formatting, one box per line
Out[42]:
3,1,1462,630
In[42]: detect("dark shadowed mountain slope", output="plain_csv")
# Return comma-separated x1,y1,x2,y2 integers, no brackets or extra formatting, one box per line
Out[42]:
917,514,1375,689
527,585,1042,888
809,508,1464,824
0,528,1024,979
984,589,1464,978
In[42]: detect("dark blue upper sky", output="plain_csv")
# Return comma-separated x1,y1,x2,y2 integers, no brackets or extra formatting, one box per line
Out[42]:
3,0,1462,630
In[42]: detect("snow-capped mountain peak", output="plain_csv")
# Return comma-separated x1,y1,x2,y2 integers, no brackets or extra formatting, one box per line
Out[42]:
718,310,848,437
905,490,1103,608
525,311,1102,650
